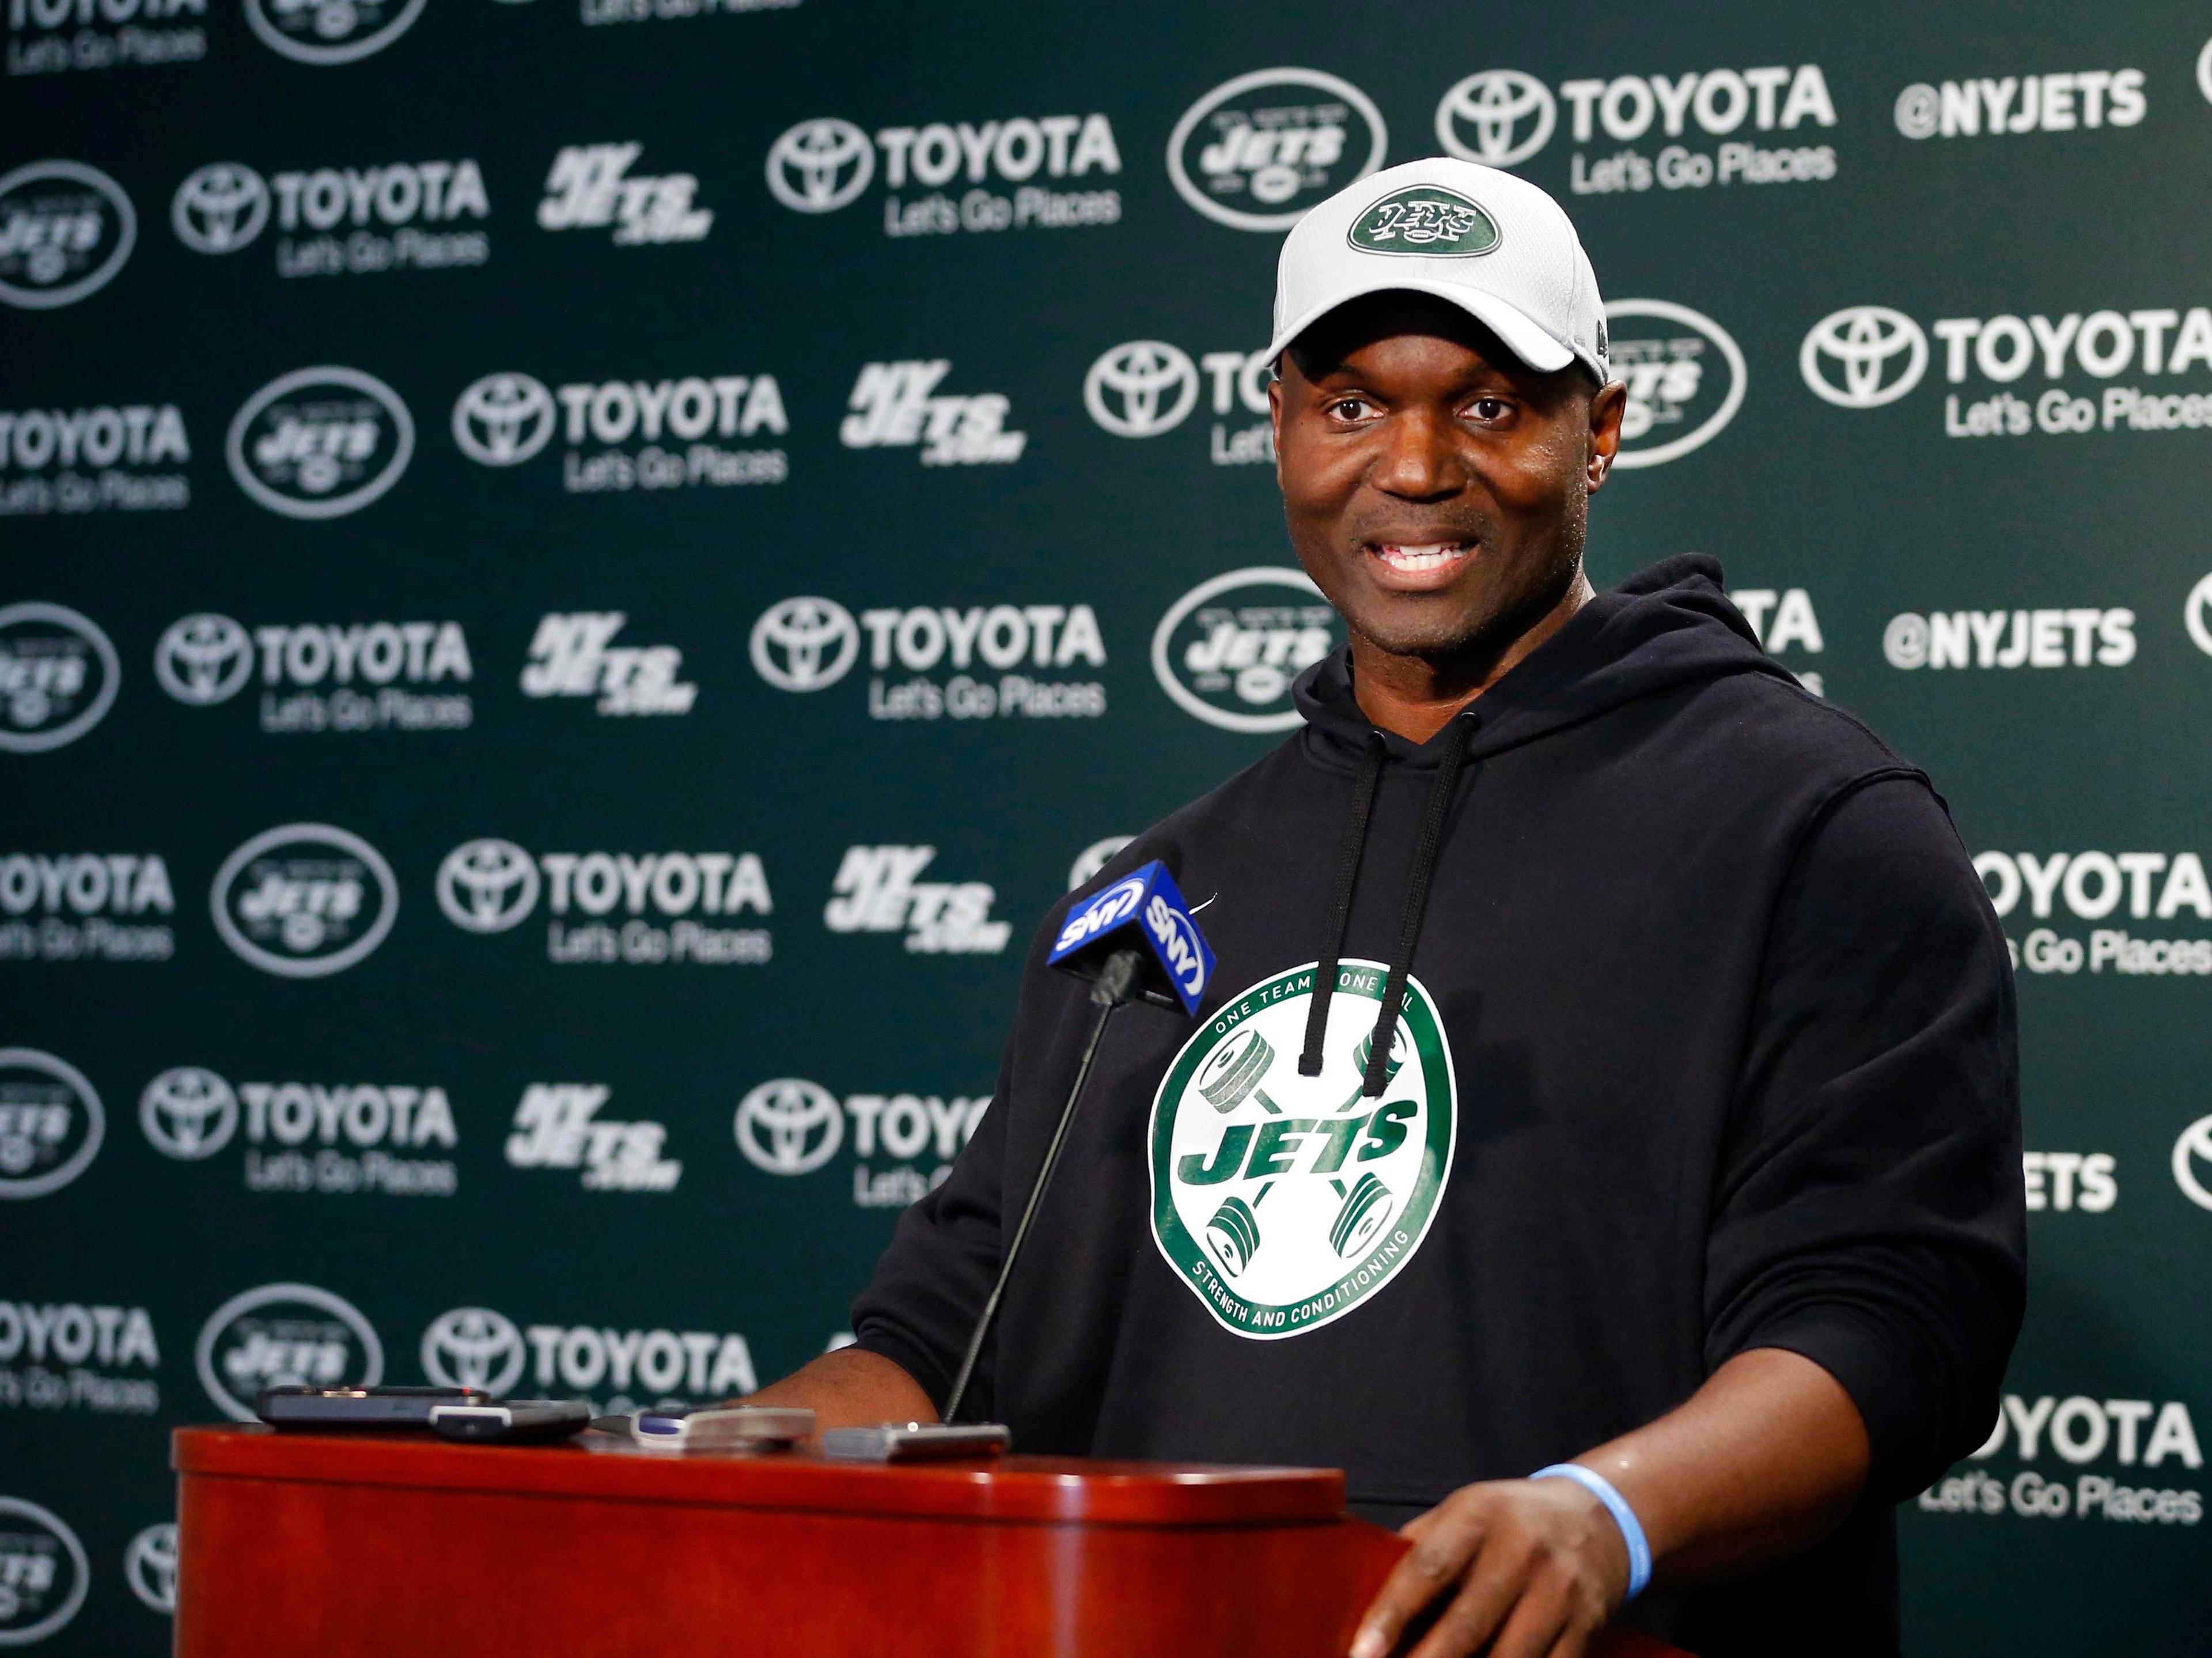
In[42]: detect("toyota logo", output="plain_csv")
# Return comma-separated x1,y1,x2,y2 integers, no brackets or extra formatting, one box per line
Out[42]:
749,596,859,692
124,1522,179,1615
2187,573,2212,660
435,839,541,934
171,163,271,255
154,613,253,706
450,373,556,467
1084,341,1200,438
765,118,875,214
734,1078,844,1175
1434,69,1557,168
2175,1112,2212,1212
140,1067,240,1160
420,1305,527,1395
1800,305,1929,409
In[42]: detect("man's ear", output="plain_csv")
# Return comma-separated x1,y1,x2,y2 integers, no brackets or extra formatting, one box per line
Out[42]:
1586,381,1627,493
1268,370,1285,488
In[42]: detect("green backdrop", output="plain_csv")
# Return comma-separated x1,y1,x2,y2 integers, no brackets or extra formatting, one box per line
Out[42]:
5,1,2210,1649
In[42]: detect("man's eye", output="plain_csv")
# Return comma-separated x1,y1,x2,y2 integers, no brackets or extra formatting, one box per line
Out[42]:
1328,398,1377,421
1468,397,1511,421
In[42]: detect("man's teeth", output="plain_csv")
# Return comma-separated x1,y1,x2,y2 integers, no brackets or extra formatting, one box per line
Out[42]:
1374,543,1471,571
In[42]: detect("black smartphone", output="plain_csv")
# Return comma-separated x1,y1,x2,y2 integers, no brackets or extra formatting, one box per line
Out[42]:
429,1400,593,1444
255,1385,491,1428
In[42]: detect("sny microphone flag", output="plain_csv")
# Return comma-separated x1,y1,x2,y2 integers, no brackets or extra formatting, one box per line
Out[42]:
1048,860,1216,1015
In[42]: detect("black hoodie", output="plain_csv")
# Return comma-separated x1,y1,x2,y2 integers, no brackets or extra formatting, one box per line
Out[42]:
852,554,2025,1658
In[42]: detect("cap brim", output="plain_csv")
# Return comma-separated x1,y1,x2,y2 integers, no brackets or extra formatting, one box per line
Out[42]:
1267,279,1578,377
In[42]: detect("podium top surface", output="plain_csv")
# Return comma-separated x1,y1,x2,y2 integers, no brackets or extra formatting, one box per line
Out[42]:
173,1425,1350,1527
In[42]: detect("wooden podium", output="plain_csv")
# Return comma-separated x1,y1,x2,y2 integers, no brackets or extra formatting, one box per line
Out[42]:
172,1426,1687,1656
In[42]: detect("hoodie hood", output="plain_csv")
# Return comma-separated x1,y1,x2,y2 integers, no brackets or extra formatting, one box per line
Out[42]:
1293,553,1796,770
1284,554,1796,1095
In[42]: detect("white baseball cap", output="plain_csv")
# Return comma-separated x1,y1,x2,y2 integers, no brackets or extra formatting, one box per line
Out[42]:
1266,156,1610,383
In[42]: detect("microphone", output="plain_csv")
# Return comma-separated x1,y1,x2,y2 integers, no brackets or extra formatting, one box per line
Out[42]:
1043,858,1217,1014
939,861,1213,1425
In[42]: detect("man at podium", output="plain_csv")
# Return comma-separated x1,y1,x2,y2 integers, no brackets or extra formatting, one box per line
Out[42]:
751,159,2025,1658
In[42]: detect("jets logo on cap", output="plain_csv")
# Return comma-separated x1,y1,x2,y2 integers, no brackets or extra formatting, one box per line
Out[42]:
1346,185,1499,258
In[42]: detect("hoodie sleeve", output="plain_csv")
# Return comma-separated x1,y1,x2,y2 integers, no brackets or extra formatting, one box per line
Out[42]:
844,1025,1012,1417
1705,773,2026,1502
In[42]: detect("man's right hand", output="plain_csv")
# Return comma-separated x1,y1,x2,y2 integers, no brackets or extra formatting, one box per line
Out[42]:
742,1347,937,1434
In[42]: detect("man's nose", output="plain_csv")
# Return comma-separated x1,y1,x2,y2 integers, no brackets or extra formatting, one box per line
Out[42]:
1369,407,1463,500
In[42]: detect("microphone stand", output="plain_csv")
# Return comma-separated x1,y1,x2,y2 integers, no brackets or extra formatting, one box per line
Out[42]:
942,947,1142,1424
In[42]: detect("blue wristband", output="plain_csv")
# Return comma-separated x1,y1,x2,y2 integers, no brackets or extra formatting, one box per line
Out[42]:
1529,1463,1652,1600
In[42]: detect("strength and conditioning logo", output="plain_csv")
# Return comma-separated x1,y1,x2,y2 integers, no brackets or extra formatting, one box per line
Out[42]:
194,1282,382,1421
243,0,424,65
210,824,398,978
0,160,135,309
0,1497,89,1645
0,1050,104,1199
225,366,414,518
0,602,119,754
1150,960,1455,1338
766,111,1121,237
1152,568,1338,733
1606,299,1745,467
1168,67,1386,230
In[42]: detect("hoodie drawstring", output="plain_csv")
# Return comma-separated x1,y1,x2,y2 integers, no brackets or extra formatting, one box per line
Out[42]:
1362,712,1474,1095
1297,733,1385,1078
1297,711,1476,1097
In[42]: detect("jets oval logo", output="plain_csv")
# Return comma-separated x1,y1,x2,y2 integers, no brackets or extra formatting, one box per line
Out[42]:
1166,67,1387,231
244,0,429,66
0,160,136,310
0,1497,90,1644
0,1048,105,1200
195,1281,384,1421
1150,960,1455,1339
226,366,415,520
1152,567,1339,733
210,823,399,978
1604,298,1746,470
0,603,120,755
